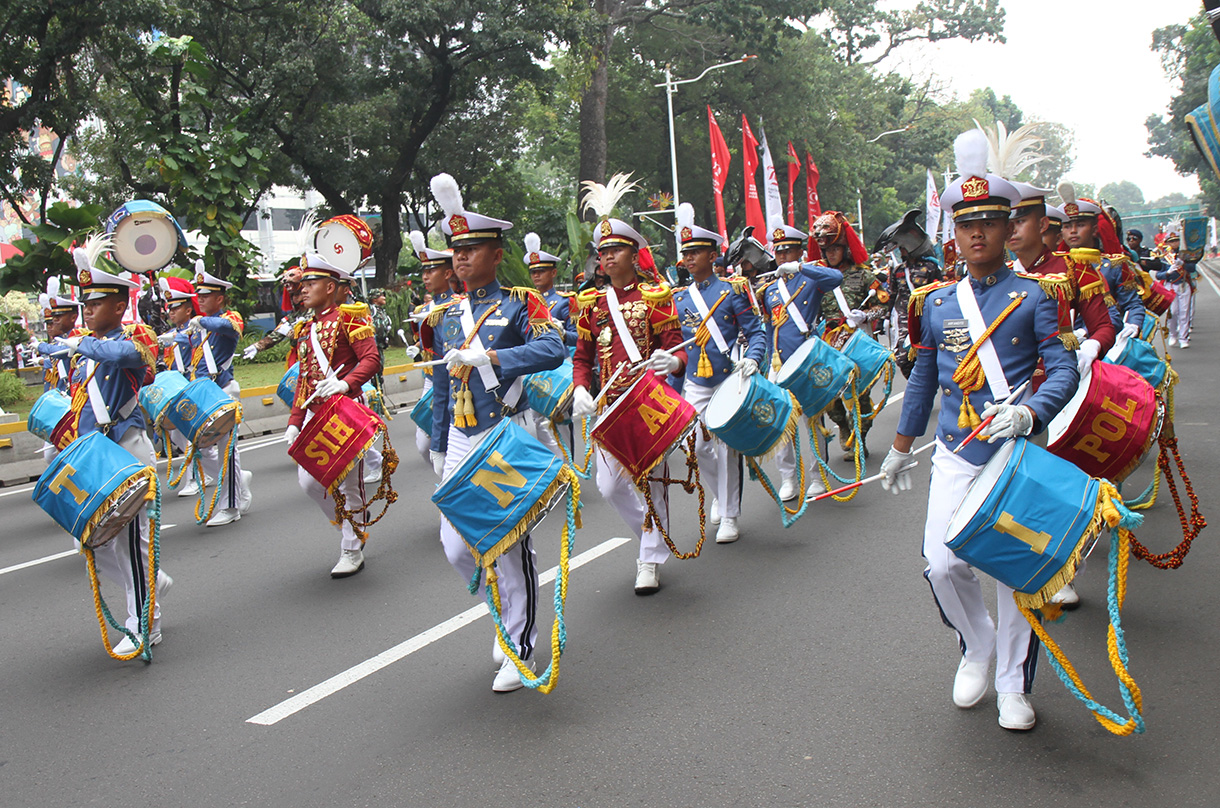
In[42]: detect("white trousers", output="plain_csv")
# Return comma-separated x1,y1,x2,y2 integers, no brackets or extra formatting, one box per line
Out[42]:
295,405,371,552
595,448,670,564
439,415,539,659
1167,282,1194,342
90,429,162,636
683,380,742,518
921,442,1038,694
416,378,434,464
198,380,245,508
773,419,827,482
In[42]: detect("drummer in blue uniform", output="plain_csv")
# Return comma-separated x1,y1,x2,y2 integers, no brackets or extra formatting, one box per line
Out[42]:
1058,186,1144,342
525,232,577,347
405,229,457,465
58,235,173,657
880,129,1079,732
180,262,253,527
426,173,566,693
1156,227,1197,348
154,275,214,494
32,290,84,463
673,204,766,544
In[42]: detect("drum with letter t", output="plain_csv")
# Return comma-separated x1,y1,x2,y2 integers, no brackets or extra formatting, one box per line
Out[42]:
590,372,697,484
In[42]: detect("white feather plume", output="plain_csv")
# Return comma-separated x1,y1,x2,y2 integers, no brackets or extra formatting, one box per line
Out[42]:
579,173,638,220
46,276,60,298
524,232,541,254
73,232,113,276
1057,181,1077,207
296,211,319,256
676,202,695,230
430,173,465,219
767,213,785,232
38,293,50,310
409,230,428,256
194,258,205,277
953,129,990,180
976,119,1048,180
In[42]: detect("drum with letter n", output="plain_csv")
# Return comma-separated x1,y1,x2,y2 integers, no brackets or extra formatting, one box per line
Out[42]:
591,372,697,483
33,432,156,548
139,370,190,430
705,373,798,458
278,363,299,407
167,378,242,449
775,336,855,417
288,394,383,492
1047,362,1162,482
29,389,77,451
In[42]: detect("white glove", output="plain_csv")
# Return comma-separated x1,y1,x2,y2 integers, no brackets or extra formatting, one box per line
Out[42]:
157,331,177,346
187,316,205,334
847,308,868,329
242,344,259,360
314,376,350,399
405,344,422,361
879,446,914,495
285,425,300,447
57,335,82,355
408,310,429,324
778,261,800,277
430,450,446,477
646,348,681,376
734,357,759,377
980,402,1034,442
1118,322,1140,341
572,385,596,418
444,347,491,371
1076,338,1100,376
1073,327,1088,342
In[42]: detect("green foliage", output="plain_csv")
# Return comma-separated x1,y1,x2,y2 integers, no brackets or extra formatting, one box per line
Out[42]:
814,0,1006,66
1098,181,1146,211
497,241,532,289
0,371,26,406
0,202,106,294
232,329,290,366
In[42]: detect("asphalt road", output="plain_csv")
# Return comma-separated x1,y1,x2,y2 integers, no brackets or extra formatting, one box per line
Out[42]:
3,270,1219,807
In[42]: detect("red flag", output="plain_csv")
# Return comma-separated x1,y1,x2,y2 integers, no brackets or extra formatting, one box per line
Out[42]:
786,141,801,226
805,151,823,261
742,116,766,236
707,106,732,249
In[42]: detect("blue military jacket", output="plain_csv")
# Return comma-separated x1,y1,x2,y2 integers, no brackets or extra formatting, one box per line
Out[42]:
542,288,578,347
36,342,71,393
897,266,1079,466
1156,259,1198,287
1100,256,1145,332
430,281,566,452
759,263,843,368
72,325,156,443
191,311,243,387
674,275,766,388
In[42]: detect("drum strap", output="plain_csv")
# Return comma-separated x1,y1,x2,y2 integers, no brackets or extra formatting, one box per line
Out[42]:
832,287,853,319
172,345,186,374
457,298,501,391
689,286,729,354
605,286,643,363
202,337,218,377
955,277,1011,400
84,359,111,425
776,278,810,336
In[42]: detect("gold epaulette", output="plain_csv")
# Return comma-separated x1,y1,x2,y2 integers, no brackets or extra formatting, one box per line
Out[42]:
639,281,673,303
340,302,370,318
574,288,602,314
425,299,460,328
728,276,749,295
909,279,954,316
123,324,157,371
1017,270,1072,300
557,290,575,298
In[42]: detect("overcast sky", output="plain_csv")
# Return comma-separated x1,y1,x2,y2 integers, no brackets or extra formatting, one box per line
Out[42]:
883,0,1204,202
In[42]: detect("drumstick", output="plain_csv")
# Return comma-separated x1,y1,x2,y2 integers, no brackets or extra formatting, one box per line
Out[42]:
806,441,936,502
952,379,1032,455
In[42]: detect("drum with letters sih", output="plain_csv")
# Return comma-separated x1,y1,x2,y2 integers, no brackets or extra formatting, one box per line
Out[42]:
775,336,855,417
590,372,697,483
705,373,798,458
840,329,893,392
278,363,299,407
525,361,575,424
1048,362,1162,482
29,389,78,451
1104,334,1167,390
288,394,383,492
166,378,242,449
139,370,190,430
33,432,156,549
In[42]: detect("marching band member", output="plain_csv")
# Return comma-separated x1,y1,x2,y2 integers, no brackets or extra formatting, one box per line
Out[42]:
526,232,577,347
426,173,565,691
1042,204,1067,252
873,209,944,379
1157,228,1197,348
154,276,214,495
60,236,172,656
815,210,890,459
32,287,84,463
285,253,382,578
673,204,766,544
1058,185,1145,341
571,201,687,595
406,230,457,465
242,266,308,365
881,130,1079,731
182,264,253,526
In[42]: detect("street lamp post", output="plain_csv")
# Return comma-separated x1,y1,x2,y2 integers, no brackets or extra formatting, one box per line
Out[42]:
854,126,910,246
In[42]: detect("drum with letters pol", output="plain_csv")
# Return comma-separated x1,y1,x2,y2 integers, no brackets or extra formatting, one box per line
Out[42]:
840,329,892,391
288,394,383,492
705,373,798,458
525,361,575,424
590,372,697,484
33,431,156,549
139,370,190,429
278,363,299,407
410,386,434,432
166,378,242,449
29,389,77,451
1104,334,1167,390
775,336,855,417
1048,361,1162,482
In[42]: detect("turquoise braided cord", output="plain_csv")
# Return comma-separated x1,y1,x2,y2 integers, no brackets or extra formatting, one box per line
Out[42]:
745,436,809,528
1120,472,1159,509
136,478,162,662
89,544,140,650
467,565,482,596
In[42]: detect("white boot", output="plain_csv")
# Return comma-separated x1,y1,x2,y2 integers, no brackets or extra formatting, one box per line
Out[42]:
634,560,660,595
716,516,740,544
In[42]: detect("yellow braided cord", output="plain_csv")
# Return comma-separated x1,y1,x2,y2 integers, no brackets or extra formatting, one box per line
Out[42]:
193,429,234,524
641,434,707,560
951,294,1024,429
168,441,194,489
85,548,143,661
332,427,400,545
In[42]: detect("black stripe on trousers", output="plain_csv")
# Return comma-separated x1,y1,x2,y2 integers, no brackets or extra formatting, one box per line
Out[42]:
127,521,146,627
922,567,967,657
1021,619,1041,694
516,535,538,660
227,444,237,507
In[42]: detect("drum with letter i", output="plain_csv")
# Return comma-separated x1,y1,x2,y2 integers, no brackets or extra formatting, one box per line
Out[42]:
410,386,434,432
1104,334,1167,390
590,372,697,484
840,329,893,391
278,363,299,407
775,336,855,417
139,370,190,430
33,432,157,549
525,362,575,424
1047,362,1162,482
167,378,242,449
705,374,799,458
29,389,77,451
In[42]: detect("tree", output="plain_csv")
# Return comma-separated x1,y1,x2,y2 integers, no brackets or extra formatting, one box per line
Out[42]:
813,0,1006,66
1098,180,1145,211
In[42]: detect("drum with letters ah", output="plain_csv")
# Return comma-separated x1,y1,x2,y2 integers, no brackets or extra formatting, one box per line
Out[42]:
29,389,77,450
775,336,855,417
105,200,188,273
288,394,383,492
166,378,242,449
33,431,155,549
525,361,575,424
946,438,1106,600
1048,362,1162,482
410,386,434,432
432,417,567,569
139,370,190,429
278,363,299,407
840,329,892,391
1104,334,1167,390
705,373,797,458
591,372,697,484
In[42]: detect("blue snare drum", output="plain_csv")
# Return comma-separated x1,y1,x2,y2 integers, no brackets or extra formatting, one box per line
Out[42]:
525,362,575,424
167,378,242,449
1139,311,1158,343
33,431,154,548
775,336,855,417
29,389,72,444
946,438,1103,598
139,370,190,429
1104,335,1167,390
840,329,892,392
411,386,434,432
705,373,796,457
277,363,300,407
431,417,566,569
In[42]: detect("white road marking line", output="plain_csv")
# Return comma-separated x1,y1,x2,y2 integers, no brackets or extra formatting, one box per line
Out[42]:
886,391,904,405
0,549,77,575
246,536,632,727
